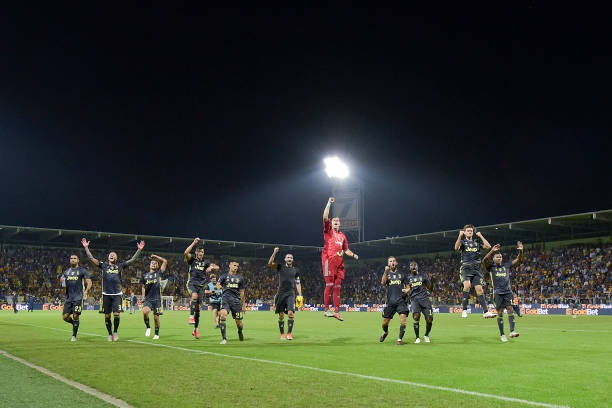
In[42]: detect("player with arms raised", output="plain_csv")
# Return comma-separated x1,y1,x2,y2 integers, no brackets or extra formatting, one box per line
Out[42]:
184,237,219,339
81,238,145,342
322,196,359,321
454,225,495,318
268,247,303,340
482,241,524,342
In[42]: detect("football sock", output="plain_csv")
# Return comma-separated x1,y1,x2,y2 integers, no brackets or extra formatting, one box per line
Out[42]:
399,324,406,340
65,316,73,324
513,305,522,317
155,326,159,335
113,315,120,332
278,319,285,334
194,311,200,329
413,322,419,338
425,320,432,336
477,294,488,312
287,317,294,334
72,319,80,336
324,283,333,309
497,316,504,335
333,284,341,311
462,290,470,310
105,316,112,335
509,314,516,332
382,322,389,333
189,300,194,316
219,321,227,339
144,316,150,328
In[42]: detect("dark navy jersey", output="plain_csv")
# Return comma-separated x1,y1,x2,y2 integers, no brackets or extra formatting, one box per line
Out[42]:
143,270,162,300
270,263,300,293
408,272,431,301
207,281,222,303
384,270,409,304
218,273,246,302
187,257,211,286
486,261,513,295
99,261,128,295
458,238,484,265
63,266,90,301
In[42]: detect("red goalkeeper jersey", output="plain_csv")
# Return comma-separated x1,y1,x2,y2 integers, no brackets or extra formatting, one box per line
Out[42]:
323,219,349,259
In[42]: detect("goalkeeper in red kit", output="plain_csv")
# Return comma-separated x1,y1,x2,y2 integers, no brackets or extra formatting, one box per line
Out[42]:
322,197,359,321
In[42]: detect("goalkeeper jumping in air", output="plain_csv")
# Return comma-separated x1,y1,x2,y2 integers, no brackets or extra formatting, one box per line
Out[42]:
268,247,303,340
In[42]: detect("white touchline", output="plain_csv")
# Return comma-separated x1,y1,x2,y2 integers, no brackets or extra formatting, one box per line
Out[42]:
128,338,571,408
0,350,134,408
9,323,571,408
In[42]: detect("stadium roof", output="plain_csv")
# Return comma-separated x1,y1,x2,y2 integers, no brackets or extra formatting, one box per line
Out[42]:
1,209,611,260
351,209,612,259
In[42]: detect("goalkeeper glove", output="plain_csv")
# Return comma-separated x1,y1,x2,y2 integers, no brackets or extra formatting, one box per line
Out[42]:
295,296,304,308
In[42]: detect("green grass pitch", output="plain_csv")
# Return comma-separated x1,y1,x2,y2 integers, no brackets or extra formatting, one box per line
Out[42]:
1,310,610,408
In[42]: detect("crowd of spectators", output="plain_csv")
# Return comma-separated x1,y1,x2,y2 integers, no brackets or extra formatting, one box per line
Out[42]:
1,242,610,306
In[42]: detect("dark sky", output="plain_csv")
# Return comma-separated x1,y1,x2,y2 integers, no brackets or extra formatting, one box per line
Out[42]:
1,6,610,246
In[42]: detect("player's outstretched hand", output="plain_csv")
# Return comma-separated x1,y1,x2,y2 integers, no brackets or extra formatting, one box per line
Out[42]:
81,238,90,248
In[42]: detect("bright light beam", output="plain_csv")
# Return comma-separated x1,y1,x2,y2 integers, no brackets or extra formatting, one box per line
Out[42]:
324,156,349,179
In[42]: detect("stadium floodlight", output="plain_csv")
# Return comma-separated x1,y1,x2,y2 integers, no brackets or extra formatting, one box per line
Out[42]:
324,156,349,179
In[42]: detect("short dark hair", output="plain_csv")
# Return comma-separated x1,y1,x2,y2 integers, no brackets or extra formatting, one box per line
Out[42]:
464,224,474,230
196,245,205,251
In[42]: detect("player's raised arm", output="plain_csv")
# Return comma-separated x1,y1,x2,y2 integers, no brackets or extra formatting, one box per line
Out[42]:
184,237,200,262
151,254,168,272
454,230,465,251
125,240,145,265
323,197,334,221
381,265,390,285
268,247,279,267
512,241,524,266
81,238,100,266
206,263,219,273
482,243,501,268
476,230,492,250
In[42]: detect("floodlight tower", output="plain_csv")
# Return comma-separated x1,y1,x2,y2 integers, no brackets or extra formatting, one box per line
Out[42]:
324,156,364,242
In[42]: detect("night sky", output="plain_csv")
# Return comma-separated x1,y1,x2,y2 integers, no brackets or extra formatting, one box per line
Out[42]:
1,6,610,246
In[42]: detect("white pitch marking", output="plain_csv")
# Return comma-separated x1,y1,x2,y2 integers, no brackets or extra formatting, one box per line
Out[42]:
5,322,571,408
0,350,134,408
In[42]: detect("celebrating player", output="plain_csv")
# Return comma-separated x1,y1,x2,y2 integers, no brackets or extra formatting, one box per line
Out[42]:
184,237,219,339
142,254,168,340
268,247,303,340
454,225,495,318
406,261,434,344
82,238,145,342
379,256,409,345
322,196,359,321
61,254,92,342
217,261,246,344
482,241,524,342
